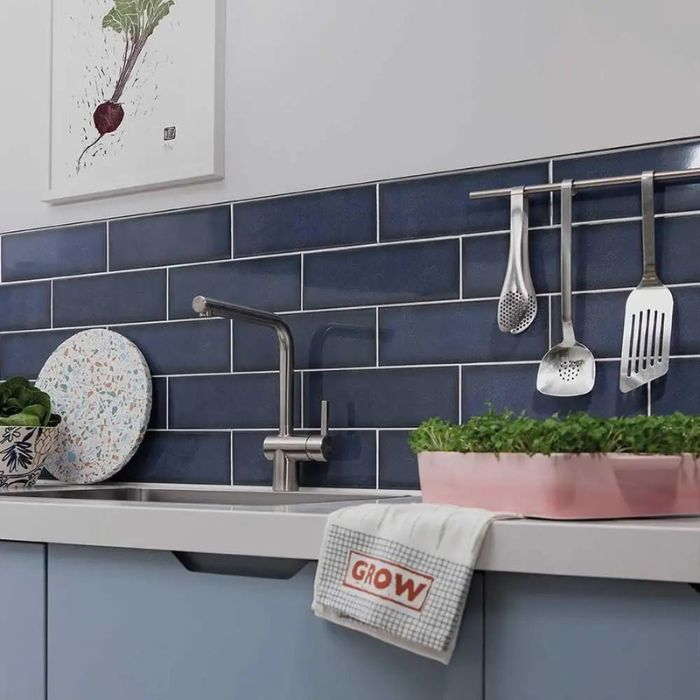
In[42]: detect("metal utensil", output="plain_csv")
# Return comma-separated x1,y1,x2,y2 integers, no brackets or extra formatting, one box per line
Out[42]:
497,187,537,334
619,171,674,392
537,180,596,396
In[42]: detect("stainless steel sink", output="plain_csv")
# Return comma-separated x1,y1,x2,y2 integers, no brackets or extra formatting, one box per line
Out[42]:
0,486,402,507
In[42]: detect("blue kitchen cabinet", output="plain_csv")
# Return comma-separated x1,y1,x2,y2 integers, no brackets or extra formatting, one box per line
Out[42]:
484,572,700,700
0,541,46,700
46,544,483,700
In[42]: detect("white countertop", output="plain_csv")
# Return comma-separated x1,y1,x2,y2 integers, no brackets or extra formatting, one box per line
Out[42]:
0,483,698,584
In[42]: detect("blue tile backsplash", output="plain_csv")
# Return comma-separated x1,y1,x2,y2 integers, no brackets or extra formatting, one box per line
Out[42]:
4,137,700,488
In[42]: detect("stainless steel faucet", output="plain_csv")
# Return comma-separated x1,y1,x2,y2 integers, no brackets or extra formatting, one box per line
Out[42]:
192,296,331,491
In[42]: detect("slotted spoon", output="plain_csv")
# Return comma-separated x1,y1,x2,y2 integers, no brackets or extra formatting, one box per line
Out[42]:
497,187,537,334
619,171,674,393
537,180,596,396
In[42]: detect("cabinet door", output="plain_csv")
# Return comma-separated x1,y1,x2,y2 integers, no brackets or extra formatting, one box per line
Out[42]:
485,572,700,700
0,541,46,700
48,545,483,700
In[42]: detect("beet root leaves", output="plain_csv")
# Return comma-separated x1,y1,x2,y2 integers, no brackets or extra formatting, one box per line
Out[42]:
77,0,175,171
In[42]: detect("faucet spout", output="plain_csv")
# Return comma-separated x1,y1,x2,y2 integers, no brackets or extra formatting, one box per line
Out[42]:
192,296,330,491
193,296,294,437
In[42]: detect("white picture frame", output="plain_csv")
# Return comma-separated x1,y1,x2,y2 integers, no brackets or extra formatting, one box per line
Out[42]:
45,0,225,204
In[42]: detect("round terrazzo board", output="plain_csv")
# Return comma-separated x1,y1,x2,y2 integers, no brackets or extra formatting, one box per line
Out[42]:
36,329,152,484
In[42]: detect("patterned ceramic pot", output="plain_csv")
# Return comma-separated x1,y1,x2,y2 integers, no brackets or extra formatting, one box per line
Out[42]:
0,426,59,490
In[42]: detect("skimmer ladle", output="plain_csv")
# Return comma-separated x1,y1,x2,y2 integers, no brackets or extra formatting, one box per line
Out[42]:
497,187,537,334
537,180,596,396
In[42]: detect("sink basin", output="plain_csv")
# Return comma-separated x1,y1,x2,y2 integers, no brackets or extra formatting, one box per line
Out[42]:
0,486,402,508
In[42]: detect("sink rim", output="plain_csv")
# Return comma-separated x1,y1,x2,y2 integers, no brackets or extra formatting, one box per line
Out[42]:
0,483,414,509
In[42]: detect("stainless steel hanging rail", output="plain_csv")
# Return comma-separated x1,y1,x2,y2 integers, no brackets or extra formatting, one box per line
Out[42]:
469,166,700,200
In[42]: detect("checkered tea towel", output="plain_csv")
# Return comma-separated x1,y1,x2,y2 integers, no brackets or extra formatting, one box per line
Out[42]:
312,503,516,664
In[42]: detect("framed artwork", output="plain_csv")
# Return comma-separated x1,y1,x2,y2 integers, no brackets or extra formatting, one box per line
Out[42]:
46,0,225,203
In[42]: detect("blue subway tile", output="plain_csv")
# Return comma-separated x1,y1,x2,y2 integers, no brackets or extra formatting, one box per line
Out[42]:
379,163,550,241
461,361,646,419
656,215,700,285
118,319,230,375
0,282,52,332
668,286,700,356
2,224,106,282
300,431,376,488
116,431,230,484
0,329,78,378
462,230,559,298
379,301,547,366
304,240,460,310
109,207,231,270
378,431,419,490
233,186,376,257
462,221,646,300
305,367,459,428
53,270,166,327
551,291,628,359
232,430,377,488
569,222,641,291
169,374,301,429
168,257,301,319
552,141,700,222
231,432,274,486
651,359,700,415
149,378,167,429
233,309,376,371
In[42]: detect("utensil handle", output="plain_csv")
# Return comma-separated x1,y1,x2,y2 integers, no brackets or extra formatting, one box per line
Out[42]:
641,171,659,282
560,180,575,343
510,186,527,289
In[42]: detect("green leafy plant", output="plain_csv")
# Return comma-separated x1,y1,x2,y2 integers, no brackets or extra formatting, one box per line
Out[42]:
409,411,700,456
78,0,176,169
0,378,61,428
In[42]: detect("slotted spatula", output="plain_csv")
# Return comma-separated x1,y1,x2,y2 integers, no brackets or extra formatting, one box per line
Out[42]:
619,171,674,393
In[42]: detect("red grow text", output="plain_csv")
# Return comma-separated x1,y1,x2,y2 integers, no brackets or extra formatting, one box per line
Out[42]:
342,551,433,612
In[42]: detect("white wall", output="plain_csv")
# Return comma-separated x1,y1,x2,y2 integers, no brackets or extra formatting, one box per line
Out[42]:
3,0,700,234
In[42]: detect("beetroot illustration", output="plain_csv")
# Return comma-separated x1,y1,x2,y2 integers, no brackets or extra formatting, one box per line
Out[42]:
94,101,125,135
77,0,175,171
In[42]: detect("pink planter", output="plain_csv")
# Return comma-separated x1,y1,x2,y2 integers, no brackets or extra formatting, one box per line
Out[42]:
418,451,700,519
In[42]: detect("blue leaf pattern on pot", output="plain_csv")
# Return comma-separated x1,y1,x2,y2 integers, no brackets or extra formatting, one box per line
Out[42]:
0,426,59,489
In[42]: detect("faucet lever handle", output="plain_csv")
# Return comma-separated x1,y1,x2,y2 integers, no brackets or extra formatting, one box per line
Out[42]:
320,400,330,437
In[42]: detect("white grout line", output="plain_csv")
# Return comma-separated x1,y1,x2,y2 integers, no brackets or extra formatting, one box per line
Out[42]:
165,377,170,429
49,281,54,329
155,361,545,380
375,429,380,490
229,431,234,485
459,236,464,299
548,159,554,227
229,320,234,372
105,221,110,271
165,268,170,320
229,203,234,259
375,183,380,243
375,307,380,366
300,254,305,310
300,372,305,430
647,383,652,417
458,365,463,424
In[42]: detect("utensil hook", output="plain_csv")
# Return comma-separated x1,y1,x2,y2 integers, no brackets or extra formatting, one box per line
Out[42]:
560,180,575,345
641,171,659,284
